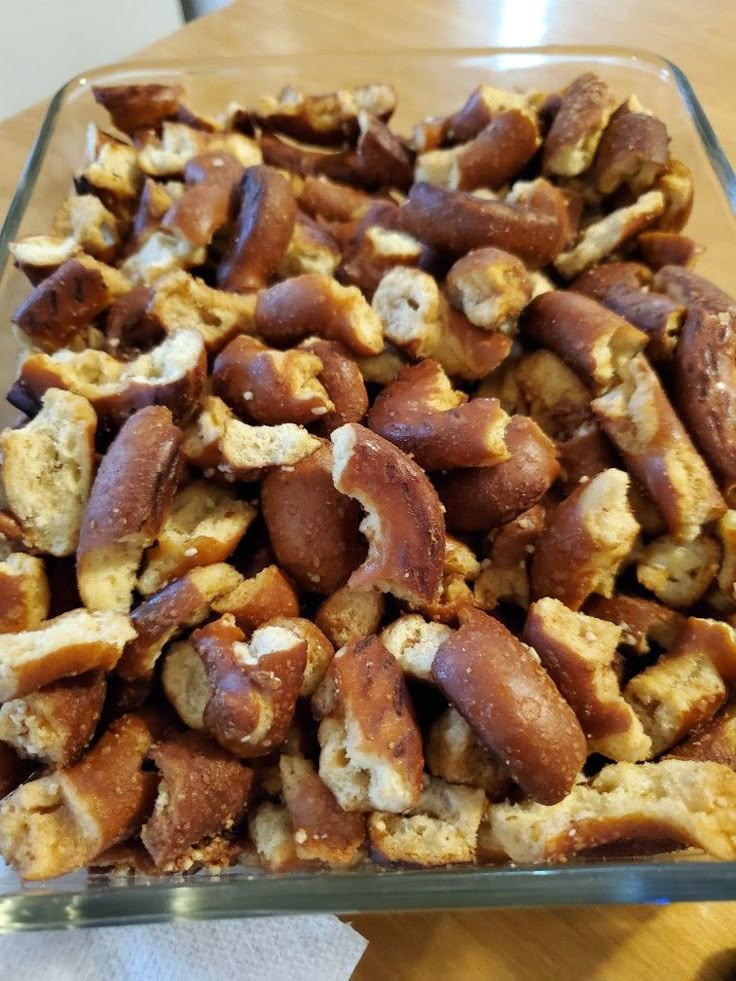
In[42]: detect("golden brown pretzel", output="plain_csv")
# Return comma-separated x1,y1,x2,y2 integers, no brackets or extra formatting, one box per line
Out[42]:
261,443,366,595
93,83,184,136
314,585,385,649
542,72,617,176
217,165,297,292
213,335,333,426
193,614,307,758
77,406,183,612
330,423,445,604
297,338,369,433
435,415,559,533
312,634,424,812
584,593,685,654
432,608,586,804
162,151,244,247
213,565,299,632
530,468,640,610
0,555,50,634
367,359,510,471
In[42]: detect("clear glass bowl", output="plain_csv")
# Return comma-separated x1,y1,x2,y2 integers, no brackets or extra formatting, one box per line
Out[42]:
0,47,734,930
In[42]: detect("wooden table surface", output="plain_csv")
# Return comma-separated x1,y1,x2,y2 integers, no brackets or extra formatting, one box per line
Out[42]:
1,1,736,977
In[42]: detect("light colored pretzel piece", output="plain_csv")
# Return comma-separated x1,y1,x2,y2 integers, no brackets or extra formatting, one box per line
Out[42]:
0,554,50,634
655,159,694,232
0,608,134,702
371,267,444,359
262,616,334,697
298,338,369,434
380,614,453,681
718,511,736,600
278,212,341,278
624,618,736,755
161,639,208,730
53,194,120,263
523,598,651,761
0,671,106,766
432,608,586,804
140,730,253,869
11,328,206,430
193,614,307,758
331,423,445,605
75,125,142,204
427,707,511,800
213,565,299,632
213,336,334,426
1,390,96,558
445,246,532,333
554,190,665,279
137,481,255,595
489,760,736,863
408,535,481,624
77,406,182,613
636,534,721,608
248,801,303,872
261,443,365,594
117,562,242,681
312,634,423,812
0,712,159,880
12,254,129,353
146,270,256,353
254,274,383,356
279,754,365,867
121,228,205,285
593,353,725,541
8,235,80,285
315,586,385,649
543,73,617,176
368,775,486,867
520,291,648,394
512,349,593,440
339,224,424,298
137,122,261,177
531,468,640,610
367,359,510,471
436,416,559,533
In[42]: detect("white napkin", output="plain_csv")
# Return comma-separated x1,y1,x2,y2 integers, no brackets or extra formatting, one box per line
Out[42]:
0,862,368,981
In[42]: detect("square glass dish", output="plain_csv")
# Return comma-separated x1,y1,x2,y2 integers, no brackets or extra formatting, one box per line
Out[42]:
0,47,734,931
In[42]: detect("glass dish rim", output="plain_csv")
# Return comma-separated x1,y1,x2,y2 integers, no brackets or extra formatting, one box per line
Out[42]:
0,45,735,930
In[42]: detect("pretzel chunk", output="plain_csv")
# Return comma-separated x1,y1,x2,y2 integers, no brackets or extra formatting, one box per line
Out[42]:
593,101,669,196
520,291,647,394
279,212,341,279
137,122,261,178
543,73,617,176
523,598,651,761
117,562,242,681
368,775,486,867
489,759,736,863
141,730,253,869
298,338,369,433
162,151,244,248
0,608,134,702
655,159,694,232
668,702,736,768
0,555,50,634
137,482,255,595
593,354,725,541
432,608,586,804
12,254,128,353
367,359,510,471
531,468,639,610
315,586,385,649
371,267,444,359
254,274,383,356
75,126,142,205
399,182,566,268
213,565,299,632
213,336,333,426
0,713,159,879
331,423,445,605
217,165,296,292
147,270,256,353
474,504,546,611
161,639,208,730
436,416,559,533
624,621,731,756
585,593,685,654
248,801,302,872
262,616,334,697
77,406,182,612
261,443,365,595
93,83,184,136
427,707,511,800
312,634,423,812
11,328,207,430
409,535,481,624
445,247,532,333
53,194,120,264
636,534,721,607
380,614,453,681
279,754,365,866
0,671,106,766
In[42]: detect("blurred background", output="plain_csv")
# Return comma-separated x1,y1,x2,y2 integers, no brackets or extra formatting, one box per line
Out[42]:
0,0,230,120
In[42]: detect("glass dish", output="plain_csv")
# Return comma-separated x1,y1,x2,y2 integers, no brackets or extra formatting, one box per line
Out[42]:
0,47,734,931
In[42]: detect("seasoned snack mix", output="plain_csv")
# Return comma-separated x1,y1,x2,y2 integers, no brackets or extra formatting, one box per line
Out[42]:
2,73,736,880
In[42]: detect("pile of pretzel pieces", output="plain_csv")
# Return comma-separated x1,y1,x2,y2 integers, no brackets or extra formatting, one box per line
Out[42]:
1,71,736,880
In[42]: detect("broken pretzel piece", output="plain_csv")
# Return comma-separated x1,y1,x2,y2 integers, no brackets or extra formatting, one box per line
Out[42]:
312,634,423,812
426,707,511,801
213,565,299,633
0,554,50,634
542,72,617,177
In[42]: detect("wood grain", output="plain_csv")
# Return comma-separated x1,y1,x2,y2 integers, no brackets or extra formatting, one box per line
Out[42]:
0,1,735,976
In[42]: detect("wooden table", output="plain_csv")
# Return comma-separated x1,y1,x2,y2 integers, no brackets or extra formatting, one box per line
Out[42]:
1,1,736,977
